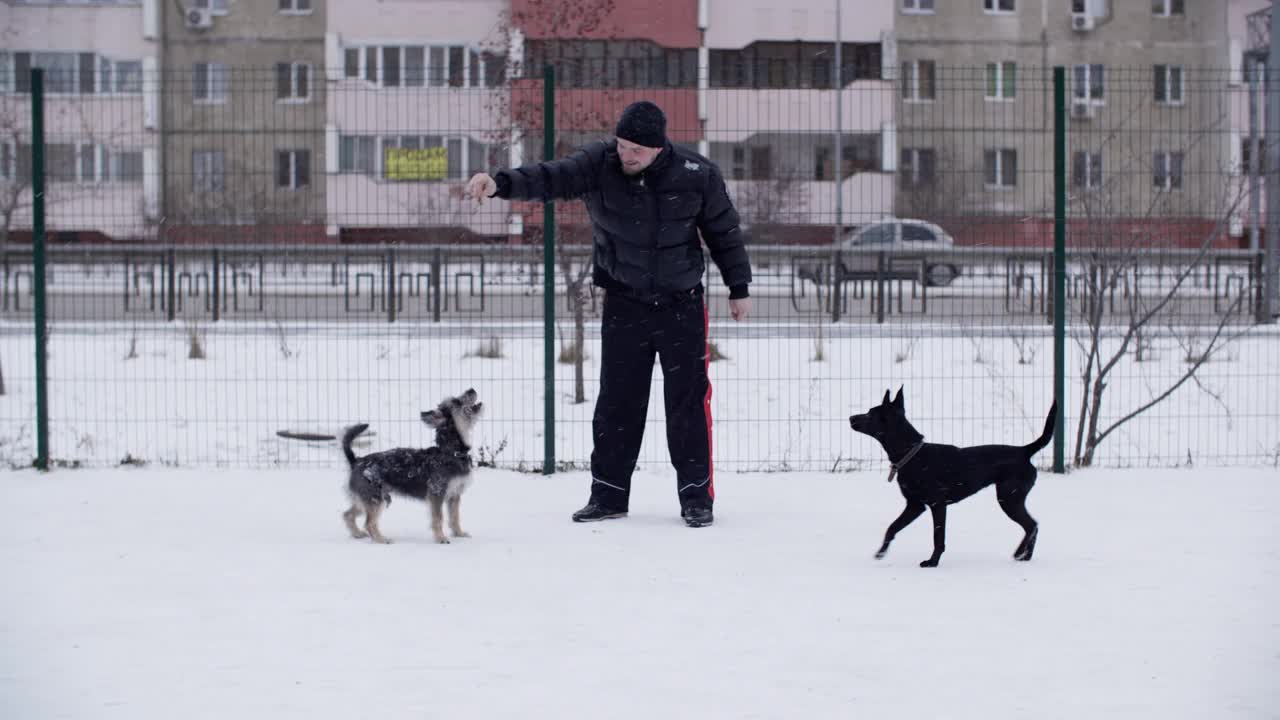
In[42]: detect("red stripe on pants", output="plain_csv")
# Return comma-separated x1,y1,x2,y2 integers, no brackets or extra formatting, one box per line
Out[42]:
704,301,714,500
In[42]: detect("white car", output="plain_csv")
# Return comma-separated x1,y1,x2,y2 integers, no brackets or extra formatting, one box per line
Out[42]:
838,218,961,287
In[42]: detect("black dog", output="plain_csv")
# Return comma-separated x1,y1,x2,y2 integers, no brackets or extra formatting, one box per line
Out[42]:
849,388,1056,567
341,389,483,544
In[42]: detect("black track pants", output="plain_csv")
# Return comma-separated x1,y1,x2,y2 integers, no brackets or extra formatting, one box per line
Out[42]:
588,288,714,511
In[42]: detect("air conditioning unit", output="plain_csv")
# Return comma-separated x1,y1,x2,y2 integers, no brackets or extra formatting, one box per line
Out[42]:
1071,12,1095,32
1071,99,1094,120
184,7,213,30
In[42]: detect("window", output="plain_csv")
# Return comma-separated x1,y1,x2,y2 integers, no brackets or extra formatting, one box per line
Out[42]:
195,0,228,14
278,0,312,12
15,0,143,4
7,53,141,94
528,39,698,88
193,63,228,103
405,47,425,86
984,148,1017,188
46,143,80,182
11,142,102,183
1152,0,1184,17
481,52,506,87
749,146,772,180
343,44,502,88
276,62,310,101
112,60,143,93
29,52,82,93
343,49,359,79
903,224,938,242
1072,151,1103,189
1073,63,1105,103
901,0,935,13
842,136,880,175
1241,138,1265,175
901,60,936,101
340,134,491,182
0,141,13,180
855,223,896,245
814,146,831,181
193,150,225,193
730,146,746,180
276,150,311,189
339,136,377,175
382,47,401,87
109,149,143,182
1153,151,1184,190
985,0,1015,13
709,42,879,90
900,148,936,189
986,61,1016,100
1154,65,1184,104
710,143,778,180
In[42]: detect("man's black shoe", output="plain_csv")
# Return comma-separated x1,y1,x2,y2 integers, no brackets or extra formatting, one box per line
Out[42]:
572,502,627,522
682,506,714,528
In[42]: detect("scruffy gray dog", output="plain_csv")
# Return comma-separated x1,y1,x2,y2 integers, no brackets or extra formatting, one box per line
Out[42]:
341,389,482,544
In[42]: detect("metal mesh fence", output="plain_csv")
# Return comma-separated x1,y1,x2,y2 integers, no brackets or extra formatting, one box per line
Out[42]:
0,65,1276,470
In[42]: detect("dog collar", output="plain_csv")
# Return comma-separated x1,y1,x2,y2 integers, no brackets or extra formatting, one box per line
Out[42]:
887,440,925,483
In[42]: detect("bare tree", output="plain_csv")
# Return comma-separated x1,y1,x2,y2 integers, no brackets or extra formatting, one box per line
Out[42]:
0,87,124,396
558,249,592,403
1068,124,1253,467
736,170,809,245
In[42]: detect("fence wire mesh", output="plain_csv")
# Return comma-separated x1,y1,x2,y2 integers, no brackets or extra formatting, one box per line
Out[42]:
0,65,1276,470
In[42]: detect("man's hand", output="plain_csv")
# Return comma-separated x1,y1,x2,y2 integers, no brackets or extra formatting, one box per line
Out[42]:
729,297,751,322
466,173,497,204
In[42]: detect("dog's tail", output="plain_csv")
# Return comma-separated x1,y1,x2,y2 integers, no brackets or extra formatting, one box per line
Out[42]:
1023,403,1057,457
341,423,369,467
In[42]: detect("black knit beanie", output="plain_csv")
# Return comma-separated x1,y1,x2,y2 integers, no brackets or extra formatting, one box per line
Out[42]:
615,101,667,149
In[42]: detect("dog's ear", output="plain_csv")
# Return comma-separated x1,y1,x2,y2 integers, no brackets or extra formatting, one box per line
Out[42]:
892,386,904,410
421,409,445,427
882,389,892,406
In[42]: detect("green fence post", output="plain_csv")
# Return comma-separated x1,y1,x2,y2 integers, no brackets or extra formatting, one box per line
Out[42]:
31,68,49,470
543,64,556,475
386,246,396,323
1052,66,1067,474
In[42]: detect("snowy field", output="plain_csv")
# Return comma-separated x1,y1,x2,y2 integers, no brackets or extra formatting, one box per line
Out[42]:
1,465,1277,719
1,323,1277,469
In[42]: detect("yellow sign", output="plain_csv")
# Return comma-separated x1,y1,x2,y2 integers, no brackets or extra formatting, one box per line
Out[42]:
385,146,447,181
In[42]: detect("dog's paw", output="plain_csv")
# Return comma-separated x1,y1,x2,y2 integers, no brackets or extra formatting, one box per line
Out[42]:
919,559,939,568
373,537,393,545
452,531,471,539
874,550,887,560
1014,552,1033,562
435,536,451,544
350,530,368,539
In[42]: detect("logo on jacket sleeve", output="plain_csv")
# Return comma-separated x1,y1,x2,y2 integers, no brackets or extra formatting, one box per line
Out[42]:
684,161,700,171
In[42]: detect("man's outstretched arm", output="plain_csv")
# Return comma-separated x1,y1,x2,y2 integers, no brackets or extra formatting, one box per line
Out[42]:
466,140,607,203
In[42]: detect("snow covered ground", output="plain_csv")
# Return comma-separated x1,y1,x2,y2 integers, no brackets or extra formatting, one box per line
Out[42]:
1,323,1277,469
1,465,1276,719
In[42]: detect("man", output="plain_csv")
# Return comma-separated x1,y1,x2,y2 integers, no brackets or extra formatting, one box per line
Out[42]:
466,101,751,528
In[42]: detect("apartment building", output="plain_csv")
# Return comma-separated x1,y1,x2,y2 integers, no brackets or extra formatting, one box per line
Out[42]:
502,0,895,245
6,0,1264,250
0,0,159,242
159,0,327,243
704,0,895,242
322,0,510,243
894,0,1238,247
1230,0,1270,243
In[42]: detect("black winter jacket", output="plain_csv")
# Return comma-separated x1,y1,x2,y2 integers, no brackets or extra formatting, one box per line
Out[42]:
494,140,752,299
